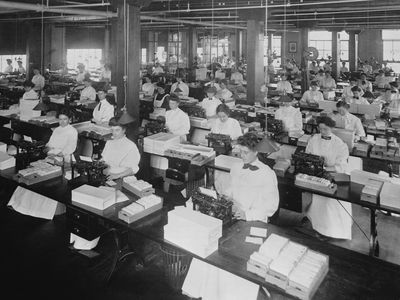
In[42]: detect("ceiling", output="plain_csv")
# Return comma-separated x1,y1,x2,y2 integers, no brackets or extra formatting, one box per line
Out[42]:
0,0,399,31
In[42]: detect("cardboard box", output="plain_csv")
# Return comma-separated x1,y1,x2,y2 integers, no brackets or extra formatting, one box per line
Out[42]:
72,184,115,210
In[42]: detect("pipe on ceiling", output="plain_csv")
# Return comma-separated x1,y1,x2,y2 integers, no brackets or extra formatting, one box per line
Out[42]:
141,15,246,30
0,0,117,17
141,0,374,14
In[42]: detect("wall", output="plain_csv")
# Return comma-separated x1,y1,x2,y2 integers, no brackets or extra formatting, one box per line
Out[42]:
0,22,28,54
65,27,105,49
358,29,383,63
281,31,304,67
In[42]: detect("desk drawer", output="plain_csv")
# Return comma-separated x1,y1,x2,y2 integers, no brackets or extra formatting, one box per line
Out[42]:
67,219,103,241
67,206,89,225
168,157,190,173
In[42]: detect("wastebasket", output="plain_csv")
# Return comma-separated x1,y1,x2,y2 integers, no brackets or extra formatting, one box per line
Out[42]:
160,243,192,292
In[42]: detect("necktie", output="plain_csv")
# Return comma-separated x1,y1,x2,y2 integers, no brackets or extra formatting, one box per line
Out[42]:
321,136,331,140
354,97,359,100
243,163,259,171
98,102,102,111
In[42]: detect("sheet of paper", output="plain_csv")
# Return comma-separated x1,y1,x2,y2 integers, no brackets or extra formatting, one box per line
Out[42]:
250,227,267,238
79,155,92,162
199,187,217,199
245,236,263,245
23,135,32,142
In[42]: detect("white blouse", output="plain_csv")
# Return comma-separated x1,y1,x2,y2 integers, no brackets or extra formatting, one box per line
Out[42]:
22,89,38,100
276,80,293,93
274,105,303,134
32,74,45,91
211,118,242,140
101,136,140,174
333,112,366,137
80,86,97,101
170,82,189,97
92,99,114,124
200,97,222,118
142,82,155,96
165,108,190,136
228,159,279,222
47,124,78,156
301,90,324,104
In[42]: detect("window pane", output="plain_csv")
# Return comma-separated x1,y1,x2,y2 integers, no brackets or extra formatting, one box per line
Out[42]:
383,30,400,40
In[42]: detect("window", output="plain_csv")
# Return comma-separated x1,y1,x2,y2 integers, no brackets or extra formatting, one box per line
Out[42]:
309,31,332,60
141,48,147,66
382,29,400,73
197,32,232,67
0,55,27,73
271,35,282,68
168,31,187,68
339,31,349,69
66,49,102,73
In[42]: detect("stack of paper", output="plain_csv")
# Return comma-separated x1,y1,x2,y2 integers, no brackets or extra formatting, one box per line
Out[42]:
71,184,116,210
380,182,400,210
297,134,311,147
0,151,15,170
122,176,155,197
164,206,222,258
19,99,41,121
143,132,181,155
361,179,384,204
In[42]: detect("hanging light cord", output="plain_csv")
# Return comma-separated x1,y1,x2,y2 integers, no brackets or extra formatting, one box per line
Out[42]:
123,0,128,110
41,0,44,74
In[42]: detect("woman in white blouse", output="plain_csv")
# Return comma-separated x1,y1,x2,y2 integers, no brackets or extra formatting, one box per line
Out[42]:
141,75,155,96
200,86,222,119
31,68,45,91
165,94,190,139
101,116,141,180
211,104,242,140
46,109,78,162
300,80,324,105
79,78,97,103
92,89,115,125
22,80,39,100
274,95,303,135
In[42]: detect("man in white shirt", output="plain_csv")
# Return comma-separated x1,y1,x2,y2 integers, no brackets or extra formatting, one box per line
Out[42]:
80,78,97,102
3,59,13,73
31,68,45,91
92,90,115,125
334,100,366,139
165,94,190,139
170,76,189,97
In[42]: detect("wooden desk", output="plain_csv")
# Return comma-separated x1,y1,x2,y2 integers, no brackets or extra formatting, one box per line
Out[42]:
2,166,400,299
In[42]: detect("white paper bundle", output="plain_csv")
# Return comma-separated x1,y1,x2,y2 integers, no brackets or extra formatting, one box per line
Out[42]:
71,184,115,210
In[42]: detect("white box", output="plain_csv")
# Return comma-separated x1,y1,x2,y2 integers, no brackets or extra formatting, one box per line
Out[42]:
350,170,390,186
0,142,6,153
0,151,15,170
71,184,115,210
380,182,400,210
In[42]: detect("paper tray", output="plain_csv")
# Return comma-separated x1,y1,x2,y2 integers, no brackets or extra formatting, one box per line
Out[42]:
122,181,155,198
118,199,163,224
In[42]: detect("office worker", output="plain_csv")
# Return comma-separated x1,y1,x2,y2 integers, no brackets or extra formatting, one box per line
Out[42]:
46,109,78,161
99,63,112,82
165,93,190,138
31,68,45,91
141,75,155,97
3,58,13,73
227,132,279,222
17,60,26,74
153,82,170,109
276,73,293,94
342,77,360,100
340,62,349,74
358,73,373,92
75,63,89,84
216,79,233,103
101,116,140,180
92,89,115,125
200,86,222,119
230,66,244,85
79,78,97,102
274,95,303,135
300,80,324,105
170,75,189,97
320,71,336,91
211,104,242,140
22,80,39,100
334,101,366,138
305,116,352,240
349,86,369,105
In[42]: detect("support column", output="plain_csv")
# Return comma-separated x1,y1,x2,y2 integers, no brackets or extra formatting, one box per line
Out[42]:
104,26,111,64
332,31,340,79
349,31,357,72
26,22,42,78
246,20,264,105
188,26,197,81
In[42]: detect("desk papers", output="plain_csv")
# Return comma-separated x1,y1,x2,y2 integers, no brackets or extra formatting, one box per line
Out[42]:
72,184,115,210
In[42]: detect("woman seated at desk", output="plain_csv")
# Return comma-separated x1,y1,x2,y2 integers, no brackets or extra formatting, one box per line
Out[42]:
304,116,352,240
31,68,45,92
165,93,190,139
101,116,140,180
276,73,293,94
300,80,324,106
342,77,360,100
170,75,189,97
200,86,222,119
46,108,78,162
79,78,97,103
333,100,366,139
141,75,155,97
216,79,233,104
153,82,170,109
211,104,242,140
92,89,115,125
274,94,303,136
358,73,373,92
22,80,39,100
348,86,369,105
183,133,280,300
320,71,336,91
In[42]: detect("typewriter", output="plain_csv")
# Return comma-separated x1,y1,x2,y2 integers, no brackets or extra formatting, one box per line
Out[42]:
292,150,325,178
191,188,233,226
205,133,232,155
15,140,47,170
266,118,286,141
73,159,108,186
180,105,207,118
145,118,167,136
